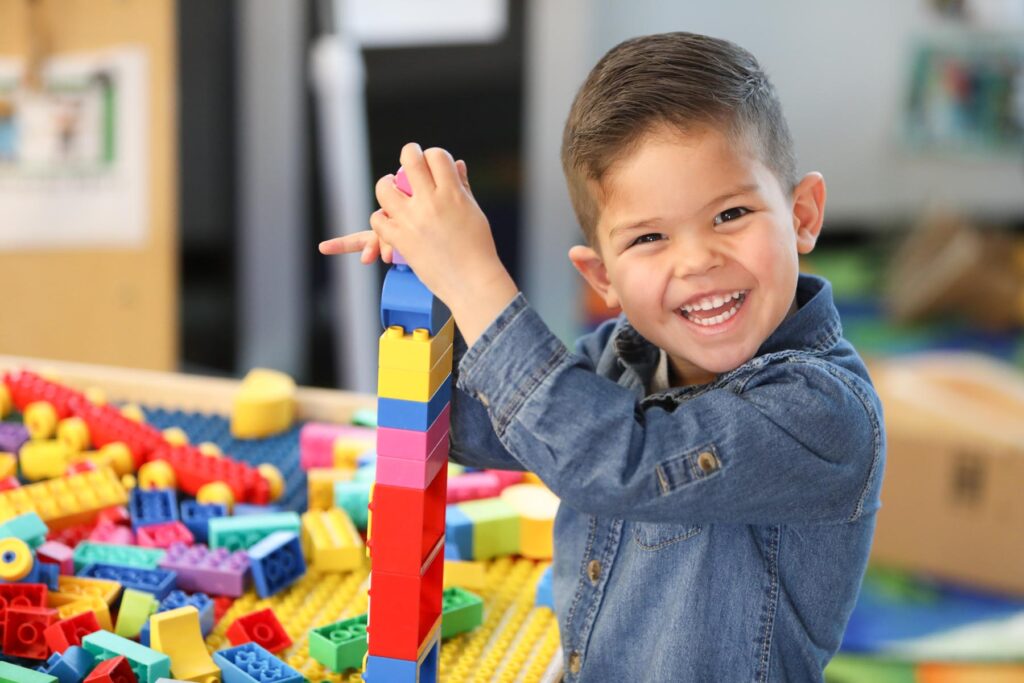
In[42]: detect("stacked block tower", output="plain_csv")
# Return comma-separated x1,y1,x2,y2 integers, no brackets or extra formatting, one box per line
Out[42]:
364,169,452,682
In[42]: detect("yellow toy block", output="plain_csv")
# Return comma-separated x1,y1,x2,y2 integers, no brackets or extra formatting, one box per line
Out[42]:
19,440,71,481
301,508,363,572
24,401,58,440
230,368,296,439
58,575,123,605
377,344,453,402
0,453,15,480
377,317,455,372
523,472,543,486
0,467,127,530
307,467,353,511
500,483,560,560
57,417,90,454
150,606,220,683
48,593,113,630
443,560,487,591
332,438,374,469
0,385,10,418
72,443,135,476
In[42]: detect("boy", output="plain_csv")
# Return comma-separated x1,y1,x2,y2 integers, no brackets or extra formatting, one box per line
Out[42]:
321,32,884,682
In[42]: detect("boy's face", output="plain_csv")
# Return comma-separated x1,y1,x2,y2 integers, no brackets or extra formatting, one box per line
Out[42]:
569,125,826,386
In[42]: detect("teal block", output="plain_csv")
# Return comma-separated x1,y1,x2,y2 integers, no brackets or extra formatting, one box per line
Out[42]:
0,513,48,549
82,630,170,683
208,512,301,551
308,613,367,673
441,587,483,640
0,662,58,683
73,543,166,572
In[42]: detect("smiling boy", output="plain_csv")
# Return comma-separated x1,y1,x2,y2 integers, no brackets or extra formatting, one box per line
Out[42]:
322,31,884,682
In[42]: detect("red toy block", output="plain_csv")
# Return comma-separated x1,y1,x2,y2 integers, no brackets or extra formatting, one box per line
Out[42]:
85,655,136,683
367,467,447,574
212,596,234,625
44,611,101,654
147,444,270,505
66,461,98,475
70,400,164,468
96,506,131,527
0,476,20,491
226,608,292,653
36,542,75,575
366,543,444,660
3,605,57,659
3,371,82,418
136,521,194,548
0,584,47,644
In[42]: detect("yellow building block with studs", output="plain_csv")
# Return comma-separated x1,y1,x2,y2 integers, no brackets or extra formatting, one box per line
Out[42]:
0,467,127,529
19,440,71,481
48,592,113,630
149,606,220,683
377,344,453,402
443,560,487,591
230,368,296,439
307,467,354,511
58,575,123,605
57,417,90,454
301,508,363,572
332,438,374,469
24,401,58,440
378,317,455,371
0,453,16,480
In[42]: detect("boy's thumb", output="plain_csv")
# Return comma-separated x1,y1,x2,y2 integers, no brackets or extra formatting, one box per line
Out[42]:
456,159,471,191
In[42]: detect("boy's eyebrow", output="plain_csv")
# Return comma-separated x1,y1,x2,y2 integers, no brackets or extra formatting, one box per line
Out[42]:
607,183,761,238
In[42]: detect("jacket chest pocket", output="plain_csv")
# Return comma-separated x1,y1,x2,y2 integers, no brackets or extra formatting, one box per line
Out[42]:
632,521,702,550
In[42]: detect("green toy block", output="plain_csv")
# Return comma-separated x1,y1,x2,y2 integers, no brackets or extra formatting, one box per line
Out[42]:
351,409,377,427
458,498,520,560
82,630,170,683
208,512,301,551
74,542,166,572
115,589,159,638
0,662,58,683
0,513,48,549
308,613,368,673
441,587,483,640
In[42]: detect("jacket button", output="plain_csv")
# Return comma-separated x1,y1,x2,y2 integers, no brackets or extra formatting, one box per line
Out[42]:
697,451,719,474
586,559,601,584
568,651,582,674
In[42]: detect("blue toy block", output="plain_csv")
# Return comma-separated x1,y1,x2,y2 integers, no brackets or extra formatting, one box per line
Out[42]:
78,564,177,599
380,264,451,336
179,501,227,543
0,513,47,549
213,642,302,683
232,504,281,516
356,450,377,468
138,590,214,646
362,633,439,683
37,647,95,683
6,561,59,590
129,489,177,530
376,375,452,431
247,531,305,598
535,565,554,609
444,504,473,561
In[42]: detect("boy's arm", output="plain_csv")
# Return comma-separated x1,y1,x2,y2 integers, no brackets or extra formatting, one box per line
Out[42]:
458,294,884,526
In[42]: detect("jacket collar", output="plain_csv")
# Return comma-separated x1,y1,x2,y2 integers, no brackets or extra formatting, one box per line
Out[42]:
610,274,842,385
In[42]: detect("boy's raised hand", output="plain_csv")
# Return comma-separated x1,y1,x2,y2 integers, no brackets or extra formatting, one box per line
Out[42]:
319,143,519,347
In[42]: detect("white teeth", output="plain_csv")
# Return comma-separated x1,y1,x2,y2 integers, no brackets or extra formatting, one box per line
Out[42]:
680,292,746,326
681,290,745,313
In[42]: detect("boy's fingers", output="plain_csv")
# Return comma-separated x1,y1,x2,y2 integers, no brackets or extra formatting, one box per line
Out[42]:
319,232,371,255
370,208,398,244
455,159,471,192
424,147,459,189
381,241,394,264
375,174,409,214
399,142,435,192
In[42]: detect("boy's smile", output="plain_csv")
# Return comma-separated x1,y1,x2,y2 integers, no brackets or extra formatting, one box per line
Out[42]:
569,125,825,387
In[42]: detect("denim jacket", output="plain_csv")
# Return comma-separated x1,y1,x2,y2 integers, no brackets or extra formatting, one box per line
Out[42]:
449,274,885,682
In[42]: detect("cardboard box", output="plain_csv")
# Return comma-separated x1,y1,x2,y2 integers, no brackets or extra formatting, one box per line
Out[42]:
871,352,1024,595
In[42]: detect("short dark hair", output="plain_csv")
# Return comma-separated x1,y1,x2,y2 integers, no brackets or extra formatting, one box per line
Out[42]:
561,32,798,245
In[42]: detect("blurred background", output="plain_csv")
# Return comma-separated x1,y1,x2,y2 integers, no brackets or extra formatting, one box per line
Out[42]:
1,0,1024,678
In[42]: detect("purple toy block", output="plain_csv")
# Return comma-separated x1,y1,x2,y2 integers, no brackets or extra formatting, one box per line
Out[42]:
299,423,376,471
0,423,29,453
375,404,450,461
374,437,448,490
158,542,250,597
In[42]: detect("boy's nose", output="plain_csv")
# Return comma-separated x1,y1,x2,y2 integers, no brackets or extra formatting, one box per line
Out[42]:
672,233,723,278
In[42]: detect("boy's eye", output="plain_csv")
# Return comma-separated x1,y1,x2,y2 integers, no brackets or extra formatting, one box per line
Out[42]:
628,233,664,247
713,207,750,226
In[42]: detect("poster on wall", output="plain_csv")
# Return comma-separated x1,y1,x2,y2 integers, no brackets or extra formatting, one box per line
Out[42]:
0,47,148,250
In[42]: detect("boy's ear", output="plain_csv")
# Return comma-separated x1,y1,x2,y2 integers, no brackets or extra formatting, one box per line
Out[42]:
791,172,826,254
568,244,620,309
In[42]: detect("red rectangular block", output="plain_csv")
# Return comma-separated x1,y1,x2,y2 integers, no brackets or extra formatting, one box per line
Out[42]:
226,608,292,653
3,605,57,659
367,467,447,574
367,542,444,660
85,655,137,683
44,611,102,654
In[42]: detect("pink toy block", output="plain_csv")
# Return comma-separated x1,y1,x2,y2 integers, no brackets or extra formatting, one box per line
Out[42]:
447,471,502,504
376,404,449,460
374,436,448,490
88,522,135,545
137,521,194,548
487,469,525,489
35,541,75,575
159,542,250,597
299,423,376,470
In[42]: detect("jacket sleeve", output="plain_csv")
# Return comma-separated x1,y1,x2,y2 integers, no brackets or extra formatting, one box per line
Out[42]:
456,294,884,525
